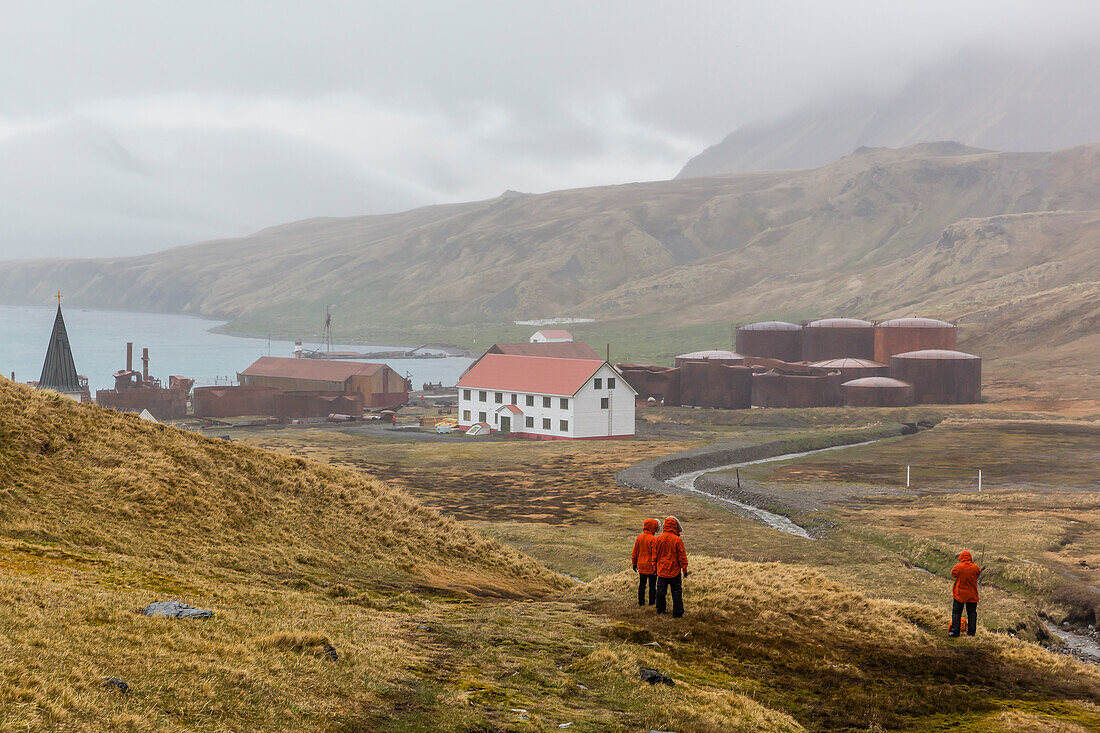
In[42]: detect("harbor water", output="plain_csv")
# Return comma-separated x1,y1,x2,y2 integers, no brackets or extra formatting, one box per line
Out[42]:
0,305,473,393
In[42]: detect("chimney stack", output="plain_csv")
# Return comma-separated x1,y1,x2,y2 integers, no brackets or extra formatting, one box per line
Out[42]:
126,342,133,372
142,347,149,381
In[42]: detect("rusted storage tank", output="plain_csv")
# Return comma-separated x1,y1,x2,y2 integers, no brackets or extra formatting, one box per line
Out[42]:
874,317,957,364
736,321,803,362
679,361,752,409
841,377,915,407
889,349,981,404
751,371,842,408
618,365,681,406
801,318,875,361
674,350,745,367
808,358,887,383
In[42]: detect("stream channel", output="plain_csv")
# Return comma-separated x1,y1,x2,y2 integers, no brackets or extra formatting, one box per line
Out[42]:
665,440,882,539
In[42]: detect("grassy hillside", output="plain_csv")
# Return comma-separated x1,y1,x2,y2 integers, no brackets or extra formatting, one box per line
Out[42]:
0,144,1097,365
3,379,1100,730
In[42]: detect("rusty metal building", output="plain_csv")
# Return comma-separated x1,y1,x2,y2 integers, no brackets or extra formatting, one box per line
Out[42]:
274,391,365,421
674,350,745,367
841,377,916,407
889,349,981,404
239,357,408,408
679,361,752,409
736,321,803,362
485,342,600,359
617,364,681,406
192,386,280,418
874,318,957,364
95,343,191,419
801,318,875,361
808,358,887,383
751,371,842,408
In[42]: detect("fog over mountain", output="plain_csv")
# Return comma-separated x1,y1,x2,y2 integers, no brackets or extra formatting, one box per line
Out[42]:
3,1,1100,258
679,46,1100,177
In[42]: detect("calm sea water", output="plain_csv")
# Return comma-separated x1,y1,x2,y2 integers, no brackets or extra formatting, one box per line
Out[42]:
0,305,472,393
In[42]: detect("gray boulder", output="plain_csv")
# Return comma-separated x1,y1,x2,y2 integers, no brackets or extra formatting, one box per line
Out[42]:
639,667,674,686
140,601,213,619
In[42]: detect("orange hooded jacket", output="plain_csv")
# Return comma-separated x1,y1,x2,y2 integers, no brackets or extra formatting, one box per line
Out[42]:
951,550,982,603
653,516,688,579
632,518,660,574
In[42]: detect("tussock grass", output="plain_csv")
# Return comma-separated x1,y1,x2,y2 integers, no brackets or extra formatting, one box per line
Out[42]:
0,379,568,597
580,557,1100,730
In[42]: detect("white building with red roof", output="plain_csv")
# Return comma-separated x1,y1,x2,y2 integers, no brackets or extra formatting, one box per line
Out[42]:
456,354,636,439
529,329,573,343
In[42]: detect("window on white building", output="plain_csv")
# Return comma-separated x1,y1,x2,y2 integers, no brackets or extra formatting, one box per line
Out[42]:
478,411,486,423
594,377,602,389
462,410,470,421
525,416,534,428
607,378,616,389
479,391,487,401
542,396,551,408
463,389,471,399
542,418,551,430
601,397,609,409
525,395,534,407
559,420,568,432
511,394,517,405
494,392,503,403
559,397,568,409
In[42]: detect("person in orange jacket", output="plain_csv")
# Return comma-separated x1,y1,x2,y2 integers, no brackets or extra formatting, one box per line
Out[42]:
632,518,660,606
653,516,689,617
949,550,983,637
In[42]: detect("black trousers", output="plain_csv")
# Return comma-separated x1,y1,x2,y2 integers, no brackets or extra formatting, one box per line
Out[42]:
638,573,657,605
951,599,977,636
655,574,684,617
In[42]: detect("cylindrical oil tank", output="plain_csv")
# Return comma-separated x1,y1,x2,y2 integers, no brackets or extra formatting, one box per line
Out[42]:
889,349,981,404
674,350,745,367
874,317,957,364
801,318,875,361
736,321,803,362
618,365,681,406
751,371,842,408
841,377,915,407
679,361,751,409
808,358,887,383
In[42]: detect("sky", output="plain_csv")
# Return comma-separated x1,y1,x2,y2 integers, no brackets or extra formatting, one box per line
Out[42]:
2,1,1099,260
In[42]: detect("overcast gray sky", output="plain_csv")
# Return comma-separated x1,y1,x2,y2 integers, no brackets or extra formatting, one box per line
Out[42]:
2,1,1099,259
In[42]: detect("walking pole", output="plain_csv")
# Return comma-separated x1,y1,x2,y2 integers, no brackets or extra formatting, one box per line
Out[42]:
978,469,982,492
906,465,910,488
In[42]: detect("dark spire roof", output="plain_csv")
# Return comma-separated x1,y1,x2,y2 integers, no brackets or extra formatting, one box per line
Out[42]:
38,305,81,393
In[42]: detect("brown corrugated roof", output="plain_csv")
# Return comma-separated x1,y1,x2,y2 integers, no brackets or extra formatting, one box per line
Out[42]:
240,356,385,381
487,342,600,359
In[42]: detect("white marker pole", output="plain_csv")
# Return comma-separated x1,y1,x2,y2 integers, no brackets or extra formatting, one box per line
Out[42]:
978,469,982,492
906,465,910,487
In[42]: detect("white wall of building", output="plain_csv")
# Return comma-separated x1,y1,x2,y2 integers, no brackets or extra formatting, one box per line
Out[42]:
457,363,635,439
530,330,572,343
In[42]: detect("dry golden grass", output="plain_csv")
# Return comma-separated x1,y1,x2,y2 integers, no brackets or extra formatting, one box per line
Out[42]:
0,380,568,598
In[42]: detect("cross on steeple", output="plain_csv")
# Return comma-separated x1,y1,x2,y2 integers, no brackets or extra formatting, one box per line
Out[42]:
56,290,63,307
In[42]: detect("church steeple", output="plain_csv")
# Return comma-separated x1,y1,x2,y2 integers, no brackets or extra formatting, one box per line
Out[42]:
38,300,82,395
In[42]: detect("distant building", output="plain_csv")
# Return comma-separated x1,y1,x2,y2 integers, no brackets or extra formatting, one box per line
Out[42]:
457,354,636,439
238,356,408,408
530,329,573,343
36,301,90,402
488,341,597,359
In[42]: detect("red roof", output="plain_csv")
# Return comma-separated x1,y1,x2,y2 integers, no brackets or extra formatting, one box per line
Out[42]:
500,404,523,413
458,354,606,396
240,356,384,382
534,329,572,339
